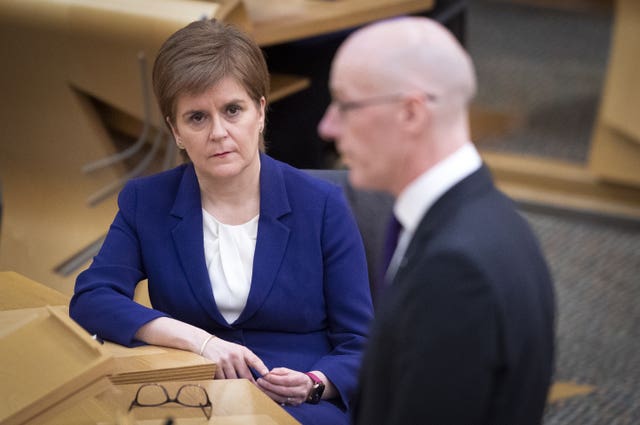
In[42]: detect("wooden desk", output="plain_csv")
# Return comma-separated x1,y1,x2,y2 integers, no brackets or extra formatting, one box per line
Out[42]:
34,379,300,425
0,272,298,424
245,0,435,46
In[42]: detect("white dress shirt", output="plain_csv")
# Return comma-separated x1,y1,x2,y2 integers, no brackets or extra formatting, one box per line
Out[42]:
202,210,259,324
386,142,482,280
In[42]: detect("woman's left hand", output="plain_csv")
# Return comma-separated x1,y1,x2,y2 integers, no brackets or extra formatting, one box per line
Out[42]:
256,367,313,406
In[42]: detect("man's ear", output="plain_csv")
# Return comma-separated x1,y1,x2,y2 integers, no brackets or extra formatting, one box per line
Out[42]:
401,95,430,134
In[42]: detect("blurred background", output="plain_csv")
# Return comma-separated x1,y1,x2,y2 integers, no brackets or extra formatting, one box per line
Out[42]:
1,1,638,422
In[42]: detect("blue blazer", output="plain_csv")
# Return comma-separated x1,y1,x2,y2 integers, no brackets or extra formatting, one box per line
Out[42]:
354,166,555,425
70,154,373,424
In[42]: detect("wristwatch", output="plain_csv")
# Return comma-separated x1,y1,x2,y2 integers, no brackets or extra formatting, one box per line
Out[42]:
304,372,325,404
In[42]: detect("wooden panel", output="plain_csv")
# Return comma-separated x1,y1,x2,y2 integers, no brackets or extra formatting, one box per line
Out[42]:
0,307,113,425
596,0,640,140
548,381,596,403
482,150,640,220
0,271,70,310
23,378,117,425
104,342,217,385
244,0,435,46
588,0,640,186
270,74,312,103
589,124,640,187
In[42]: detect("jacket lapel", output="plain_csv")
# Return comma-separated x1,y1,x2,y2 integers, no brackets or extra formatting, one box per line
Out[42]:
394,165,495,283
170,165,230,327
236,154,291,324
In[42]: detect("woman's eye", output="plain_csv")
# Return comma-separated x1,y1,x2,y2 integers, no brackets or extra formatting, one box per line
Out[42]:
227,105,241,116
189,112,206,123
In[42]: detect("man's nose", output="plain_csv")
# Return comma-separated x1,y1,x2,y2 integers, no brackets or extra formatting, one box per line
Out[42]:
318,104,339,143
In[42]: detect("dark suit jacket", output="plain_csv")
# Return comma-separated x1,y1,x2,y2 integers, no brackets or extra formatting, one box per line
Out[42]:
70,154,373,424
353,165,555,425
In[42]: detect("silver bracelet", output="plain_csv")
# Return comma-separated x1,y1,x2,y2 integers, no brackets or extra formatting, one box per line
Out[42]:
199,335,215,356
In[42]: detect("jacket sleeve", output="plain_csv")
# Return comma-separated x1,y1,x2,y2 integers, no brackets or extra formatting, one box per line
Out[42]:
313,185,374,408
69,181,168,346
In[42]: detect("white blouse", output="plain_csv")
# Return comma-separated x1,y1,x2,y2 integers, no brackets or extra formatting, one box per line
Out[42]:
202,209,259,324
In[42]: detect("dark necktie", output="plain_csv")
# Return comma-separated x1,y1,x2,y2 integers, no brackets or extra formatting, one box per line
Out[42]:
375,214,402,303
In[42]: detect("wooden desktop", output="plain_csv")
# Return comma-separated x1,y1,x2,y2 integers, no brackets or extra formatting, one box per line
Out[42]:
0,271,299,425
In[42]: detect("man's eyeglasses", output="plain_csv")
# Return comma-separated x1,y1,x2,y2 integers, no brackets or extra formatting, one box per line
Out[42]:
331,92,437,114
128,383,212,419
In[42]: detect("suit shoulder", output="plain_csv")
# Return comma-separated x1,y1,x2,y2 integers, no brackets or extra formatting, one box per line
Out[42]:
273,159,342,198
119,164,190,207
126,164,188,190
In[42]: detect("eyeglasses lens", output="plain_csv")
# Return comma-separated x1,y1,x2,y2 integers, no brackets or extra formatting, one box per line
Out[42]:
137,384,169,406
176,385,209,407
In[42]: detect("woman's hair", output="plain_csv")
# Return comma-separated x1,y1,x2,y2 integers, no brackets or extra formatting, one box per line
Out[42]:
153,19,270,129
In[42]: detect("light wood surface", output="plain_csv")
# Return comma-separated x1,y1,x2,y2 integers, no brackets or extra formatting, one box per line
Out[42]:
0,271,70,310
588,0,640,187
0,306,113,425
547,381,596,403
0,273,295,424
244,0,435,46
35,379,300,425
122,380,300,424
23,377,118,425
105,342,217,385
270,74,312,103
481,150,640,220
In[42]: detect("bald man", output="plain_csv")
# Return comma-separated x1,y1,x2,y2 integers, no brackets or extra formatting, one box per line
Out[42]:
318,17,555,425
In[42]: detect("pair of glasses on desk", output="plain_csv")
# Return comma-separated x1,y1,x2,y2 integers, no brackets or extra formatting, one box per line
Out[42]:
128,383,212,420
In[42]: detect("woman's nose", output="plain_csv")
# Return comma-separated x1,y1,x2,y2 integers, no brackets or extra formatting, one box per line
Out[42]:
209,114,228,140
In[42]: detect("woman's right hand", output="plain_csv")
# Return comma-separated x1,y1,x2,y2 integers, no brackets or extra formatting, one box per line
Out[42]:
134,317,269,382
201,336,269,381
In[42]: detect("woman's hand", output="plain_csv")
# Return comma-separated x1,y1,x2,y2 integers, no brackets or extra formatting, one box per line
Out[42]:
256,367,313,406
201,337,269,381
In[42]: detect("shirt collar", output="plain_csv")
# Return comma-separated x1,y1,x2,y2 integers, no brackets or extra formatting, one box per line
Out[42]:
394,142,482,235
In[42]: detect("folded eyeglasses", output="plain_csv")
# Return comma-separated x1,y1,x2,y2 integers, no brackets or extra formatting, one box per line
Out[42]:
128,383,212,420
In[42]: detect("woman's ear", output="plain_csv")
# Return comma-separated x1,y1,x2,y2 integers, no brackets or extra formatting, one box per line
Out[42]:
259,96,266,129
166,116,184,149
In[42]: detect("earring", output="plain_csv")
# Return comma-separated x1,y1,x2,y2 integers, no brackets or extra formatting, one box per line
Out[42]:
176,138,185,149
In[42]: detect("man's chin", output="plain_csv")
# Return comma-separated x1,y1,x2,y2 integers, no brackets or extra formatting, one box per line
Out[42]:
347,168,379,191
